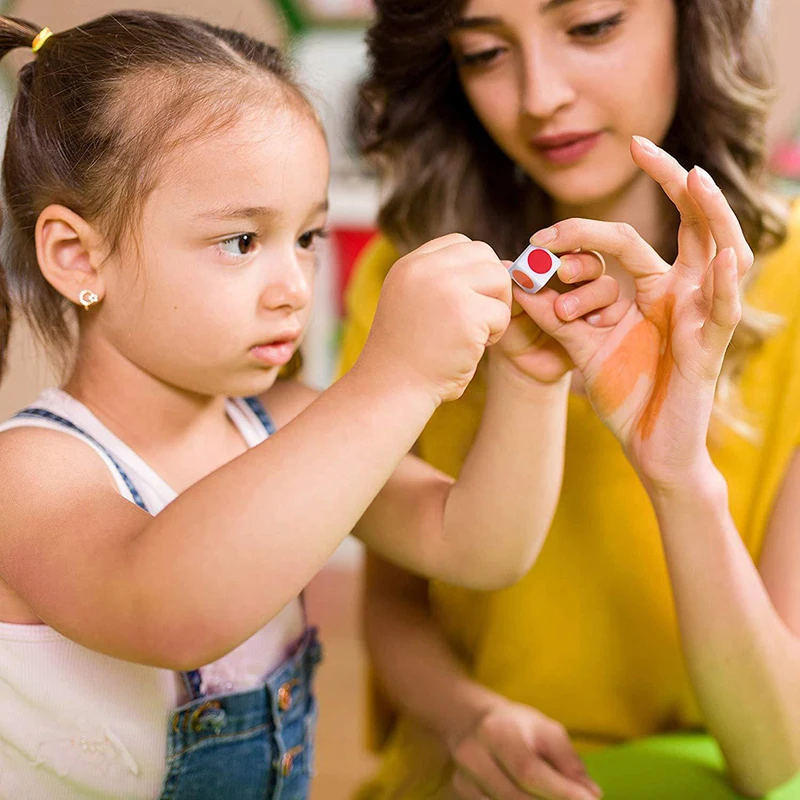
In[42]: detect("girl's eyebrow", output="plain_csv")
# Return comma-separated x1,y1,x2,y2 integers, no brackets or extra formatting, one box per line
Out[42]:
455,0,578,28
195,205,280,222
195,200,329,222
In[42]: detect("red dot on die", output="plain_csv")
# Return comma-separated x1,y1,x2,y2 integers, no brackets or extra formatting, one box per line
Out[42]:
528,248,553,274
511,269,535,290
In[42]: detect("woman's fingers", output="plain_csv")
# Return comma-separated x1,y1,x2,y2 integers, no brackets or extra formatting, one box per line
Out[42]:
630,136,715,271
555,275,620,322
452,740,527,800
700,247,741,358
556,250,607,285
686,167,754,280
531,219,666,281
513,287,604,369
538,726,602,798
452,769,494,800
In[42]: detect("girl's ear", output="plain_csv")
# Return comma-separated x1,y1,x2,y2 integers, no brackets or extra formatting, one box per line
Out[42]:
35,205,108,307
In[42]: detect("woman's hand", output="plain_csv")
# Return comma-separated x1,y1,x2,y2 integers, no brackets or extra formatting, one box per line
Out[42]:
448,697,602,800
493,252,619,385
517,137,751,490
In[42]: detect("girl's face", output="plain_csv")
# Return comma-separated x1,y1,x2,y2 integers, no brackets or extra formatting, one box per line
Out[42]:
450,0,679,209
100,103,329,398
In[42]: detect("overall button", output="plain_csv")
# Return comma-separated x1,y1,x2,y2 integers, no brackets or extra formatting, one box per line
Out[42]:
278,679,298,712
277,745,304,776
190,700,226,733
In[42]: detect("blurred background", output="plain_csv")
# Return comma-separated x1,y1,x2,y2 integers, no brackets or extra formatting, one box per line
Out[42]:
1,2,799,797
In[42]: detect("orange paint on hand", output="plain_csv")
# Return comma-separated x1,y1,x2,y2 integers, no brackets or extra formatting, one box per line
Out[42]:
592,294,676,440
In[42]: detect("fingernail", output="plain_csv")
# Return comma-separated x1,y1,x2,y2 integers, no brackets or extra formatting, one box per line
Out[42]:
586,312,601,326
632,135,658,155
531,227,557,245
559,255,577,282
561,296,578,319
695,165,717,191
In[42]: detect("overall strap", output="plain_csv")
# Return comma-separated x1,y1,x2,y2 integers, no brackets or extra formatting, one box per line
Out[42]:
13,408,149,513
243,396,277,436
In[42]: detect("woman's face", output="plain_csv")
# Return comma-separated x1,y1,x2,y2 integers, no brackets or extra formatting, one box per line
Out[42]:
450,0,679,209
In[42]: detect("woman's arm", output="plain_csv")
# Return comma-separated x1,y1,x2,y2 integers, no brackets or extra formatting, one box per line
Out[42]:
516,138,800,795
364,554,601,800
648,452,800,796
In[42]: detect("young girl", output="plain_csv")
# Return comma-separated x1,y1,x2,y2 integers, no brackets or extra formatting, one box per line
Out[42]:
0,11,621,800
341,0,800,797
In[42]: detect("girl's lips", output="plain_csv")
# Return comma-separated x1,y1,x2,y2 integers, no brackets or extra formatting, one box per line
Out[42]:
250,340,297,367
530,131,605,165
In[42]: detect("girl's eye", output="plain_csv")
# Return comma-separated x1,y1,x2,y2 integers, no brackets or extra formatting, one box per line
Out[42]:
298,228,329,251
569,12,625,40
457,47,507,68
219,233,257,257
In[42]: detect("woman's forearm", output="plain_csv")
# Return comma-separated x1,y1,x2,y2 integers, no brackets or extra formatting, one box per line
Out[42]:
650,460,800,795
364,555,498,745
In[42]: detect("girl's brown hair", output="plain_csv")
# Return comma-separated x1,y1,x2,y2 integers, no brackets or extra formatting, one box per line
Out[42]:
0,11,311,379
356,0,789,438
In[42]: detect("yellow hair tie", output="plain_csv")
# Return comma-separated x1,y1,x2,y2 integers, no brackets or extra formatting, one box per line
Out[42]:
31,27,53,54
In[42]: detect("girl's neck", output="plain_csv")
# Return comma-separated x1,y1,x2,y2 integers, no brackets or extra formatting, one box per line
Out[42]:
553,168,677,259
64,334,231,452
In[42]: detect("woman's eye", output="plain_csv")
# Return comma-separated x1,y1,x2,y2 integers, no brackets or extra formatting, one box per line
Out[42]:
298,228,329,250
457,47,507,68
219,233,257,257
569,12,624,40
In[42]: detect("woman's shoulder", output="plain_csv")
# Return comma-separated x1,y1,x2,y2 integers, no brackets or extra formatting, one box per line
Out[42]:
749,199,800,315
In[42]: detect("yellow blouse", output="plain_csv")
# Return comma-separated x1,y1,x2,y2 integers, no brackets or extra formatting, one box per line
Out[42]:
338,213,800,798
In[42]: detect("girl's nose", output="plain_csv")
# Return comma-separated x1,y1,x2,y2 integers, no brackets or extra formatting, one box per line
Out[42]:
259,258,312,312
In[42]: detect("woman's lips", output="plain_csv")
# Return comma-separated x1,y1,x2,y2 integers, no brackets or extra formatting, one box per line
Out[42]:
530,131,605,165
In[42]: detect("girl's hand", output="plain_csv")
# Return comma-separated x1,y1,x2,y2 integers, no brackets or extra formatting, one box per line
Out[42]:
448,698,602,800
363,234,512,405
516,137,751,490
494,252,620,385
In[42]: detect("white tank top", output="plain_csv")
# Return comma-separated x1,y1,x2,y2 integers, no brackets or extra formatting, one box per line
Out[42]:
0,388,305,799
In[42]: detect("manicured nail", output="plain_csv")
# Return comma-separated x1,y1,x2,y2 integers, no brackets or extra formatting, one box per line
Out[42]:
531,227,557,246
561,296,578,319
695,165,717,191
586,312,601,326
632,135,658,155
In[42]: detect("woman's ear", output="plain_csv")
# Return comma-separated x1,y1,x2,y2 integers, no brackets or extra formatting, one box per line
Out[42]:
35,205,108,308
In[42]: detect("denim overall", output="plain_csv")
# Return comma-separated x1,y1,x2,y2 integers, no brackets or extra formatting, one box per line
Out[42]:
15,397,322,800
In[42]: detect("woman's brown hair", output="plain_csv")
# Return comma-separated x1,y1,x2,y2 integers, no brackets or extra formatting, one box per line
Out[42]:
0,11,311,380
356,0,789,438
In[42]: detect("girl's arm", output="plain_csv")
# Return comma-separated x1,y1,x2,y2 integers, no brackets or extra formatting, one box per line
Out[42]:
646,452,800,796
363,554,601,800
354,359,569,590
0,236,513,670
354,247,617,589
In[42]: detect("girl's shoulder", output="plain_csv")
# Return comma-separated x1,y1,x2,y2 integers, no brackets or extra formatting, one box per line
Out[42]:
259,378,320,430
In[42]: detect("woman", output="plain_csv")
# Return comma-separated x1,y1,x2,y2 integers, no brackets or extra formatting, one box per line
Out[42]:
339,0,800,798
